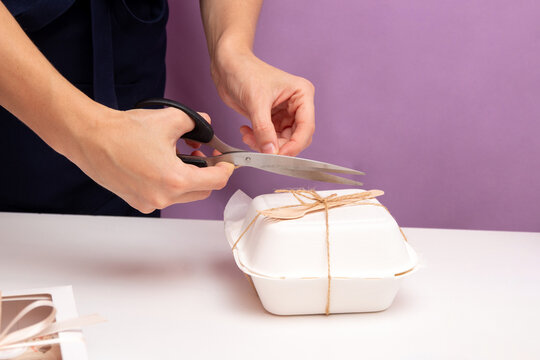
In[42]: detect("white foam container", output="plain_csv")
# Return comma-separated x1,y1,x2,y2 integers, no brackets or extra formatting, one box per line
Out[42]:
224,189,419,315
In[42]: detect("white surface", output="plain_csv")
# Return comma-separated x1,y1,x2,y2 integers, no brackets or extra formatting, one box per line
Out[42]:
0,212,539,359
224,189,418,315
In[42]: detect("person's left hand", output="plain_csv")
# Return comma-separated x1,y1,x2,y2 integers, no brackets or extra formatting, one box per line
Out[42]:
211,48,315,156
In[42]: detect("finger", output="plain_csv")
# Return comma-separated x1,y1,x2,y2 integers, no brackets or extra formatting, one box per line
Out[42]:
249,105,279,154
198,112,212,124
192,149,221,157
158,107,196,136
185,139,201,149
174,190,213,203
279,126,293,140
184,161,234,191
171,111,211,148
276,126,292,149
182,112,211,149
191,150,206,157
276,127,292,149
132,190,214,209
239,125,251,136
124,197,156,214
271,107,294,132
190,149,221,158
170,110,211,139
239,126,258,151
279,101,315,156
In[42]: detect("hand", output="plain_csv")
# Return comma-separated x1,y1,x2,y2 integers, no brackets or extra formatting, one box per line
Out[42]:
0,1,230,214
68,106,234,214
211,46,315,156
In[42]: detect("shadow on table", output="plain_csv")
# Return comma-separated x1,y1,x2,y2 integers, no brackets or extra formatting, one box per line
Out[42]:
209,257,266,315
80,258,195,280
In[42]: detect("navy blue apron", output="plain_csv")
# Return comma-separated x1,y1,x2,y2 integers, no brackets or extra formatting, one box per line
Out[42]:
0,0,168,217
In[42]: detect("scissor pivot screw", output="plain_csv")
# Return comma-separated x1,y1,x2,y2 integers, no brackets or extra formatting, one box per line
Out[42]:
245,156,251,162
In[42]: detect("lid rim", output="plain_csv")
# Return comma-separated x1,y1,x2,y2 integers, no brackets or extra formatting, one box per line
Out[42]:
232,246,419,281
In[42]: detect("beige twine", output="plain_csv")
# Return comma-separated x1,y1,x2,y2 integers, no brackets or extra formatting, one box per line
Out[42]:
232,189,405,315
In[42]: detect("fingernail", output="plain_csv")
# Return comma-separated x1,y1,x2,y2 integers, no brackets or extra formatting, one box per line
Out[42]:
261,143,277,154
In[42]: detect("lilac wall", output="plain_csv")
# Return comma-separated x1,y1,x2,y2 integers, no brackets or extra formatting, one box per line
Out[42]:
163,0,540,232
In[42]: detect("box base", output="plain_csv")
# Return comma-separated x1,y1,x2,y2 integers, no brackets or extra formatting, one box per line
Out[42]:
251,276,402,315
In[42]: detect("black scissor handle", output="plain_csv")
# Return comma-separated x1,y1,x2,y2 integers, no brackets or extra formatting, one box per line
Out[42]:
135,98,214,143
177,154,208,168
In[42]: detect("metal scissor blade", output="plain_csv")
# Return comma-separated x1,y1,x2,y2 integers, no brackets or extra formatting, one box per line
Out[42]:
178,153,363,185
215,152,365,175
251,166,364,186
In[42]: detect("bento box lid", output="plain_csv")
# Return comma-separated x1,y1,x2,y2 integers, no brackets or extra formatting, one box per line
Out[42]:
224,189,418,279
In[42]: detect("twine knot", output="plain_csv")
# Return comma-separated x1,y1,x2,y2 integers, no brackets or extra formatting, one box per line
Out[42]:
259,189,385,220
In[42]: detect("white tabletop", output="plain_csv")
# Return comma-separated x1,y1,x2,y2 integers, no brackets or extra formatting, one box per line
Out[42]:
0,212,539,359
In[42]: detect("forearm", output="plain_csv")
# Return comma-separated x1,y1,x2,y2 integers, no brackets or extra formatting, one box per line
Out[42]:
0,2,234,212
198,0,314,156
199,0,262,62
0,2,109,157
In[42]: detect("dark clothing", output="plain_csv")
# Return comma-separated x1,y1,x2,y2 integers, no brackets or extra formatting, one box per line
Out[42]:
0,0,168,216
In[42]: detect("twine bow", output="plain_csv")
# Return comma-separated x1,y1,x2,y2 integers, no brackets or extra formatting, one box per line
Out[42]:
232,189,387,315
0,292,105,354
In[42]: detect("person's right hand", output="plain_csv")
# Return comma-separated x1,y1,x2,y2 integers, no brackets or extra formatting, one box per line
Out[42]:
67,106,234,214
0,2,232,214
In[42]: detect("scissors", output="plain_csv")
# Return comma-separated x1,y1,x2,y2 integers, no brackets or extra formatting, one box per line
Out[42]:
135,98,365,186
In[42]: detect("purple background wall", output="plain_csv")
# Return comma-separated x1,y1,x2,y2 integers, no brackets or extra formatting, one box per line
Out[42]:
163,0,539,232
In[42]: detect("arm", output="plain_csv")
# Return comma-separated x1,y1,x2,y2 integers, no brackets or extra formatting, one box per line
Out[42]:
0,2,233,213
200,0,315,156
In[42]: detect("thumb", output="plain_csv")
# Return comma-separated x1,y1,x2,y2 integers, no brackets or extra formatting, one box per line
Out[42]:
250,107,278,154
155,107,196,138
